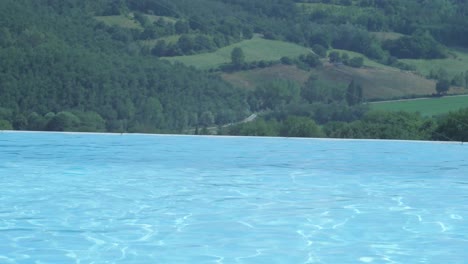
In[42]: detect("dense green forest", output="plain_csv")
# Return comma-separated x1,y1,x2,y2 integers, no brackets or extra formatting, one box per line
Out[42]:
1,0,468,141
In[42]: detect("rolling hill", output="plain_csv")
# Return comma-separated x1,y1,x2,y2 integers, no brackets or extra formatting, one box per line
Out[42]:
1,0,468,140
222,60,440,100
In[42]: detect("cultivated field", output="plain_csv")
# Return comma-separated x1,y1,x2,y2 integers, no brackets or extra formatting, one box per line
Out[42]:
370,95,468,116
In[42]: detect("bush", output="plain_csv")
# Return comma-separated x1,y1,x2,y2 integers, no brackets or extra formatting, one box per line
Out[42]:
383,33,447,59
328,51,341,63
281,56,293,65
0,119,13,130
436,79,450,95
46,111,80,131
280,116,323,138
348,57,364,68
311,44,327,58
304,53,322,68
434,108,468,141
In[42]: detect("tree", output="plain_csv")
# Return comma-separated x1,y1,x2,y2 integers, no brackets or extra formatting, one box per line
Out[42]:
465,70,468,89
174,21,189,34
383,33,447,59
242,27,254,39
27,112,46,131
436,79,450,95
194,35,214,51
346,80,363,106
255,80,300,110
348,57,364,68
0,120,12,130
231,47,245,68
0,27,13,47
177,35,194,54
341,53,350,65
74,111,106,132
304,53,322,68
434,108,468,141
328,51,341,63
138,97,164,128
152,40,167,57
46,111,80,131
280,116,323,138
280,56,293,65
452,72,464,87
200,111,214,126
311,44,327,58
301,76,345,104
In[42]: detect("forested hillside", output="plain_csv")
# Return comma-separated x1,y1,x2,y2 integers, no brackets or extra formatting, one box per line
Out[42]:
1,0,468,140
0,0,249,133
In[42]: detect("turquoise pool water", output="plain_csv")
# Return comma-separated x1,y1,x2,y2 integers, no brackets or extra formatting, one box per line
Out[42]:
1,132,467,263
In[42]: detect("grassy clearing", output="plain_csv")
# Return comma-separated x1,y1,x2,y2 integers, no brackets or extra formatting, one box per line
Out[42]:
401,48,468,78
163,37,311,69
370,95,468,116
94,15,142,30
371,31,405,42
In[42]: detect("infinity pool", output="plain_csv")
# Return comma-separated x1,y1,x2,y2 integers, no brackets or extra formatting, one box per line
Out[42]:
1,132,467,263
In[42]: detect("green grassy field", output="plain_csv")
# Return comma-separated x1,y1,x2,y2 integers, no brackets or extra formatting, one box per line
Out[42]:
371,31,405,42
94,15,142,30
370,95,468,116
162,37,311,69
401,48,468,78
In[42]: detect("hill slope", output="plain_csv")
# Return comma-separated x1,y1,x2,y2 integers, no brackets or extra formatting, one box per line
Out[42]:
163,36,311,70
1,0,468,140
0,0,249,133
